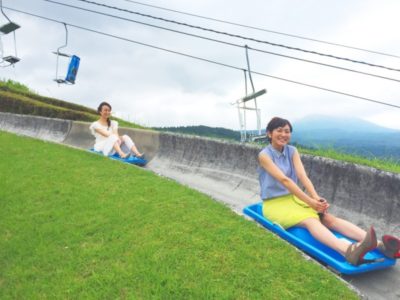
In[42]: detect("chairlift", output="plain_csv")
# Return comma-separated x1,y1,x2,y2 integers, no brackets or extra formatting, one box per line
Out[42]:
0,0,20,66
232,85,267,142
53,23,80,84
232,45,267,142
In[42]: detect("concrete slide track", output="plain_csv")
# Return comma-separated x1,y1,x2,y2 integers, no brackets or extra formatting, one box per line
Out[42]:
1,112,400,300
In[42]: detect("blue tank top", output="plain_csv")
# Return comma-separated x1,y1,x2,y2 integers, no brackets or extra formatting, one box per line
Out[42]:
258,144,298,200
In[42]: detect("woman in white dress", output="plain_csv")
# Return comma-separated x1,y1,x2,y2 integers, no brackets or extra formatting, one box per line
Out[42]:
89,102,144,158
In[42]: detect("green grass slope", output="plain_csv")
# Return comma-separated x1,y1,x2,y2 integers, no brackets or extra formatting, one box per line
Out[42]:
0,79,143,129
298,146,400,174
0,131,358,299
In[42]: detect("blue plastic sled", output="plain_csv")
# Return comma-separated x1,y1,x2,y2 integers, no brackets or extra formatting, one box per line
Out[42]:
243,202,396,275
90,149,147,166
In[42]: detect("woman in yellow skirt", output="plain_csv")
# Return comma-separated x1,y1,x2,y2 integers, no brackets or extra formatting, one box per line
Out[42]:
258,117,400,265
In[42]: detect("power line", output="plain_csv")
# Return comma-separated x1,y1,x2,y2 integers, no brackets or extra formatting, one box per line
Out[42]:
5,6,400,110
38,0,400,84
121,0,400,60
66,0,400,73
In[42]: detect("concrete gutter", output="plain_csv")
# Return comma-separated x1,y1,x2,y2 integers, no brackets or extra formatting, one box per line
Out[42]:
1,112,399,299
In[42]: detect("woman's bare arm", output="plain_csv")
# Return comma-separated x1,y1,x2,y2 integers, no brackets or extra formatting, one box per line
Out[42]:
259,152,325,212
94,127,111,138
292,149,329,211
292,149,319,199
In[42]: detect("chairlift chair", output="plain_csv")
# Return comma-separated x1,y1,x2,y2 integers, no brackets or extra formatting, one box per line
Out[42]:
0,21,19,34
233,88,267,142
0,0,20,66
53,23,80,84
2,55,19,64
53,53,80,84
232,46,267,142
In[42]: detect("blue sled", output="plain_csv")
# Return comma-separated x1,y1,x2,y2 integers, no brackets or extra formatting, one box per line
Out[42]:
90,149,147,166
243,202,396,275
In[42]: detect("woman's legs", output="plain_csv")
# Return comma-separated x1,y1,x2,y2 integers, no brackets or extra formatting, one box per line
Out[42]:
101,134,128,157
121,135,143,157
321,213,366,242
130,144,143,157
321,213,400,259
113,138,128,158
298,218,351,255
298,217,378,265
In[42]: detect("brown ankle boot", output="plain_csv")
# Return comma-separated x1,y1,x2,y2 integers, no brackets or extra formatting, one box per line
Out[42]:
378,235,400,259
345,227,377,266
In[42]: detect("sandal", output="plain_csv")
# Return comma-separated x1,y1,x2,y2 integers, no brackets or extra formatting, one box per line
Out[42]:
345,226,377,266
119,152,129,159
378,235,400,259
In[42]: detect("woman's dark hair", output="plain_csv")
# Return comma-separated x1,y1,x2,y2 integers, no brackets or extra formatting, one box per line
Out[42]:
266,117,293,142
97,102,112,129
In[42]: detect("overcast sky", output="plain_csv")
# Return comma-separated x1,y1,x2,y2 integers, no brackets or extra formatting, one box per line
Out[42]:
1,0,400,130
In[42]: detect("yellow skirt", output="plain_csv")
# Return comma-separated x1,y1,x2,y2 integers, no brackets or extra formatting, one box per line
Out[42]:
262,194,319,229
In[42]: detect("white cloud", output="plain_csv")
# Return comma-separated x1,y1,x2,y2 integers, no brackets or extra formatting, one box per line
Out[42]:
1,0,400,130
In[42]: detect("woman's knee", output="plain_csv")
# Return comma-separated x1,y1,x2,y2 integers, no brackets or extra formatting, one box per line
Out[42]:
122,134,135,146
321,213,337,228
121,134,131,142
108,134,119,144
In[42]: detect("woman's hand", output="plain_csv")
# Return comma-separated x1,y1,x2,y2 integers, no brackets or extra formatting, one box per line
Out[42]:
310,198,329,213
317,198,330,213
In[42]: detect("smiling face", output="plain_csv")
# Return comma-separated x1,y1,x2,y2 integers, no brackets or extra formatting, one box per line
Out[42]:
268,124,292,151
98,103,112,119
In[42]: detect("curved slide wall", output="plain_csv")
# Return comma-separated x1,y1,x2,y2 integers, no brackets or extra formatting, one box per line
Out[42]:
2,112,400,299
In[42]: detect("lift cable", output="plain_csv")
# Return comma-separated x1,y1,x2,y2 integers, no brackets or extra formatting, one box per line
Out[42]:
121,0,400,59
5,6,400,110
59,0,400,72
36,0,400,83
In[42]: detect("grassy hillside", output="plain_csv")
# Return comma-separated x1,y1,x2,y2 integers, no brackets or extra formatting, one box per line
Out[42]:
297,146,400,174
0,131,358,299
0,79,143,129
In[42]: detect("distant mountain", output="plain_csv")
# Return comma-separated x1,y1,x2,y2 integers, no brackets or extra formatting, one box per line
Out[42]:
293,115,397,133
291,115,400,160
154,116,400,160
